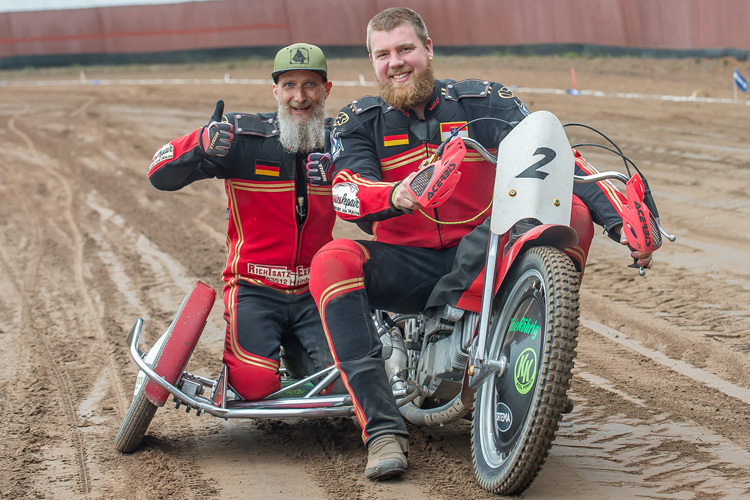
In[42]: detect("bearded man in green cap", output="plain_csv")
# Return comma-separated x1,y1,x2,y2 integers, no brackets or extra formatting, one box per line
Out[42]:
148,43,338,400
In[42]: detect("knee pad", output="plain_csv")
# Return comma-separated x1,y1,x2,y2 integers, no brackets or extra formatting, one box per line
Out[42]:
223,349,280,401
309,239,369,303
566,196,594,275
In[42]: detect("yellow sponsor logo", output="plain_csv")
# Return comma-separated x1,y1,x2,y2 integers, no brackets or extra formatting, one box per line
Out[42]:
334,111,350,127
498,86,516,99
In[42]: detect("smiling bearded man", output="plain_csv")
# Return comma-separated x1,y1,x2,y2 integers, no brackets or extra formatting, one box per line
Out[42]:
375,58,435,111
277,84,327,153
148,42,337,405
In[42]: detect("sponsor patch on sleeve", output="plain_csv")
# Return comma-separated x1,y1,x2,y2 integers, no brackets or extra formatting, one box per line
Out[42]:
516,100,531,116
331,131,343,161
333,111,350,127
332,182,361,216
150,143,174,169
497,85,516,99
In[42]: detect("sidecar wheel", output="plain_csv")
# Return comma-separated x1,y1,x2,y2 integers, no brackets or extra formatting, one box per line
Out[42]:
115,281,216,452
471,246,579,495
115,382,158,453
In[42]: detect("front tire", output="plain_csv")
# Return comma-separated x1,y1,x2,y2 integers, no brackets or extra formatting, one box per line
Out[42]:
471,246,579,495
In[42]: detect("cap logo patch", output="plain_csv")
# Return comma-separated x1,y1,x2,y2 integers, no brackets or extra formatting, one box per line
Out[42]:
290,47,310,66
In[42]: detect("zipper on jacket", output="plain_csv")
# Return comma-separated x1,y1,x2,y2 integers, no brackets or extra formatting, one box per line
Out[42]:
293,154,308,286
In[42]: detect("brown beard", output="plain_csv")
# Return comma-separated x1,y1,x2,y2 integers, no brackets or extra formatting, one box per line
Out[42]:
376,60,435,111
277,97,327,153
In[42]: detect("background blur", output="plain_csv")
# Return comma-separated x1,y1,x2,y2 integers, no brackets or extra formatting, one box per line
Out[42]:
2,0,749,69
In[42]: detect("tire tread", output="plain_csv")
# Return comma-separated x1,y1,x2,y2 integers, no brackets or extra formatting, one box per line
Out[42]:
471,246,579,495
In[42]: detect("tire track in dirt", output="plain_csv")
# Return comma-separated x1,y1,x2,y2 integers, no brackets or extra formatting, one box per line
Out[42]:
9,107,128,417
68,96,98,118
5,109,93,494
563,371,750,499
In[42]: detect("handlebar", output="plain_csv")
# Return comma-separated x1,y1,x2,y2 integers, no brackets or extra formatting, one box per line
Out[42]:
464,136,629,185
454,137,676,244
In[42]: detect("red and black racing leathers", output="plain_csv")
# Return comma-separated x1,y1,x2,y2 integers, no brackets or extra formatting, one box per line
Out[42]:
149,111,335,400
308,79,626,445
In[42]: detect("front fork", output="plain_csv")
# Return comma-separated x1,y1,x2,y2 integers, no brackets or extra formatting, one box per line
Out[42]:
467,231,509,390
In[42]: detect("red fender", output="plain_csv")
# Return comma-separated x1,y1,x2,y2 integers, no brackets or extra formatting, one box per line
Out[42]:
145,281,216,406
494,224,578,292
455,224,578,313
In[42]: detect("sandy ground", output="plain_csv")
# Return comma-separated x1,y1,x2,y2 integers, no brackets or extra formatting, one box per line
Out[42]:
1,54,749,500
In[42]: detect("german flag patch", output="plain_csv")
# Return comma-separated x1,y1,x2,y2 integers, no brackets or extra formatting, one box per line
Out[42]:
384,133,409,147
255,162,280,177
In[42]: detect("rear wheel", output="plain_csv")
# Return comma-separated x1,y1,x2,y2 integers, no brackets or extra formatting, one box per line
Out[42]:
471,246,579,495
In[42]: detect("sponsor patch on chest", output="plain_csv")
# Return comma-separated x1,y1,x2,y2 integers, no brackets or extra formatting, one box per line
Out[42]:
331,131,344,161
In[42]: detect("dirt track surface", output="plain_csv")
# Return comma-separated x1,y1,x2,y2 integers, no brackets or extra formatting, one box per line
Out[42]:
1,55,749,500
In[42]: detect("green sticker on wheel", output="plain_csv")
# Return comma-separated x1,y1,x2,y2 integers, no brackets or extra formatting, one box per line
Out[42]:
514,347,537,394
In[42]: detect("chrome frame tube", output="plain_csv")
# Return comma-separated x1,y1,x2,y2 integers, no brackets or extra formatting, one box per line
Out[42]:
306,367,341,399
127,319,353,419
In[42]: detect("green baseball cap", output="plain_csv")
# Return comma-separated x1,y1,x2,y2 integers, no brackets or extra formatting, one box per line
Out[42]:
272,43,328,82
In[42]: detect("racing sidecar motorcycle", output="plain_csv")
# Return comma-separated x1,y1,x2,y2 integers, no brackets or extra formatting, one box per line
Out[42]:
116,111,675,495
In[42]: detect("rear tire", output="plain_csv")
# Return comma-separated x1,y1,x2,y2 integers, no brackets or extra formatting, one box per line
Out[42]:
115,382,158,453
471,246,579,495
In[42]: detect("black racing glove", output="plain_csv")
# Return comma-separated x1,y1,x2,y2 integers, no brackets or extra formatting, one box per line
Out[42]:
306,152,335,185
200,100,234,156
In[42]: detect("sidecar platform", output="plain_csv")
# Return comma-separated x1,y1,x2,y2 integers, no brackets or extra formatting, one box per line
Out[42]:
127,317,354,420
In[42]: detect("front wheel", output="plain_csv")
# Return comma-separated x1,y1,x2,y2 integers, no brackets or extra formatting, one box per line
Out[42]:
471,246,579,495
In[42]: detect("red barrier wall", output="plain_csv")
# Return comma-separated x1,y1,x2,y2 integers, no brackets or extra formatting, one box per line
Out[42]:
1,0,748,61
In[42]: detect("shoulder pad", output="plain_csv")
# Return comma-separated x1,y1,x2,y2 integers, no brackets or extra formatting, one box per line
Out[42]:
444,79,492,101
232,112,278,137
348,95,387,115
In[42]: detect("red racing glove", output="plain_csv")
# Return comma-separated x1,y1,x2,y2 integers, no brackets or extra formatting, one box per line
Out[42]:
306,152,335,185
200,100,234,157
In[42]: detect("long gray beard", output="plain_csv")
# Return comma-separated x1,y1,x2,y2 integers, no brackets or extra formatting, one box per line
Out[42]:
277,99,327,153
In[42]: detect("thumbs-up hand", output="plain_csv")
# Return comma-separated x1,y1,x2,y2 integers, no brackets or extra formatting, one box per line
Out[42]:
200,100,234,157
